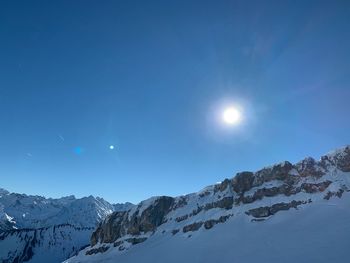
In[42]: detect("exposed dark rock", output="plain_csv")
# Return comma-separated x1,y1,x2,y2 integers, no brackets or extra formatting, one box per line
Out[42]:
91,196,174,246
183,222,203,233
321,146,350,172
301,181,331,193
171,229,179,235
245,200,307,218
254,161,294,186
204,197,233,210
203,215,231,230
335,146,350,172
324,189,345,200
125,237,147,245
91,211,128,246
235,181,331,205
295,157,324,177
246,206,270,218
232,172,254,194
86,245,109,255
128,196,174,235
171,196,188,209
189,206,203,217
114,240,123,247
175,214,189,222
214,179,231,193
337,189,345,198
199,190,211,198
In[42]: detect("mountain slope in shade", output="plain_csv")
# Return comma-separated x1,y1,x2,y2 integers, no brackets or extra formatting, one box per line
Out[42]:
0,208,16,232
0,191,133,230
0,224,93,263
65,146,350,263
0,191,134,263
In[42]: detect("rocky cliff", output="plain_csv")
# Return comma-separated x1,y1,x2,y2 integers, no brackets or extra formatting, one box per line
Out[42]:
68,146,350,261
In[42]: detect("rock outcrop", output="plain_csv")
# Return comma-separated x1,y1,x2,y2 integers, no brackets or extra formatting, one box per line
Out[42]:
73,145,350,260
91,196,174,246
245,200,309,218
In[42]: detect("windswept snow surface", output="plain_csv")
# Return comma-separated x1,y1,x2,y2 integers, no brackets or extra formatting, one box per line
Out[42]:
65,193,350,263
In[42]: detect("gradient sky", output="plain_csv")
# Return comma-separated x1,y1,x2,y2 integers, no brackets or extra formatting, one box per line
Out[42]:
1,0,349,203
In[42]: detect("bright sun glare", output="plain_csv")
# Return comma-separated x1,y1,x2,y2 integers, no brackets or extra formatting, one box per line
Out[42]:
222,107,242,125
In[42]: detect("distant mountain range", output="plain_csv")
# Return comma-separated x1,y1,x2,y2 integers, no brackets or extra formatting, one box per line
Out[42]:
0,190,133,262
1,145,350,263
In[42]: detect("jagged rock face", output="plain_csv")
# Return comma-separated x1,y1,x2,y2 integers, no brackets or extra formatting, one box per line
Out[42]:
226,161,312,197
71,145,350,262
129,196,174,234
91,196,174,246
0,190,133,230
326,146,350,172
295,157,324,177
91,211,128,246
253,161,294,187
232,172,254,193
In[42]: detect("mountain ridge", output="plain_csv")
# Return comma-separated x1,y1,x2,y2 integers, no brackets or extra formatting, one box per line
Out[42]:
65,145,350,263
0,188,134,263
1,145,349,263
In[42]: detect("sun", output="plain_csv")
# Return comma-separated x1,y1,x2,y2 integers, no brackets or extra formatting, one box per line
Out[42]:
222,107,241,125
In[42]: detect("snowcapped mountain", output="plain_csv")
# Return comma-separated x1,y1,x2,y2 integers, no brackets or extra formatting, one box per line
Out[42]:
0,191,133,230
65,145,350,263
0,190,134,263
0,207,16,232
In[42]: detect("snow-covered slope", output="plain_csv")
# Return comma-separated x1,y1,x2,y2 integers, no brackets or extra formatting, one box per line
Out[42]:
0,205,16,232
65,145,350,263
0,191,133,230
0,224,93,263
0,191,134,263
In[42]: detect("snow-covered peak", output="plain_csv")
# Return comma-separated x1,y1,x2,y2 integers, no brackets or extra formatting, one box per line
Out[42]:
321,145,350,172
324,145,350,158
0,191,135,262
0,188,9,196
0,190,134,230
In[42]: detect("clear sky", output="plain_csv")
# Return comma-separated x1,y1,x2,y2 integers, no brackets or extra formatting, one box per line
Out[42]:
1,0,349,204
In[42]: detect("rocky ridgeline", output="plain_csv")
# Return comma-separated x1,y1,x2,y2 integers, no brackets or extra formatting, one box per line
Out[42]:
86,146,350,255
0,190,134,262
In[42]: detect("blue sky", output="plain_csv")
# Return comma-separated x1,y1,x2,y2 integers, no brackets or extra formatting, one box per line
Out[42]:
0,0,349,203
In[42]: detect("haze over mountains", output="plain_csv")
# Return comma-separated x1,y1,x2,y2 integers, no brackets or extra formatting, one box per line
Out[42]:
1,145,350,263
